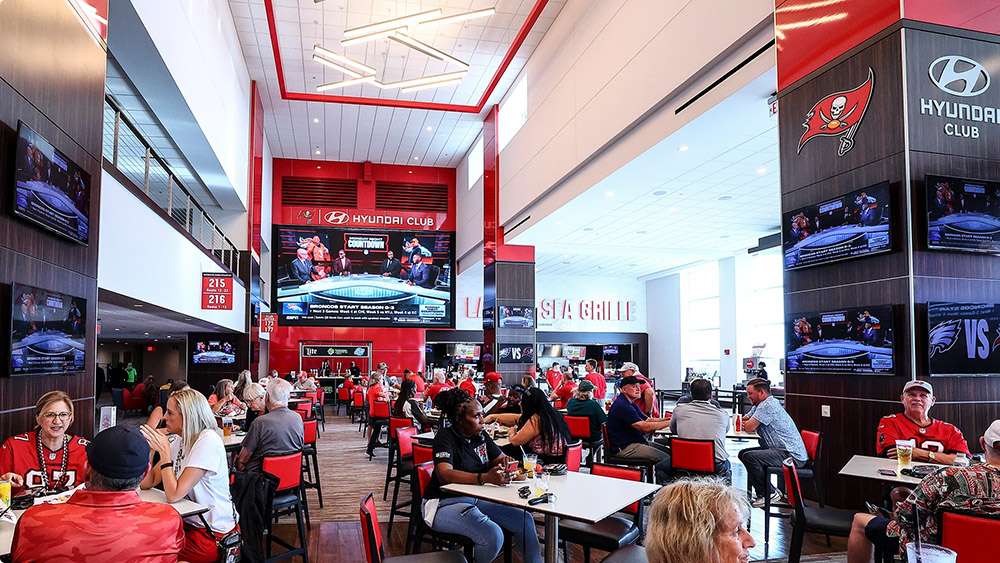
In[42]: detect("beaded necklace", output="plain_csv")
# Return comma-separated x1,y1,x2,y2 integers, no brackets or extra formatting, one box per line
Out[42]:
35,433,69,491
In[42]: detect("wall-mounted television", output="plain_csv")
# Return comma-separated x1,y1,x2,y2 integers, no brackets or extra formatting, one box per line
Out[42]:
926,175,1000,254
498,343,535,364
499,305,534,328
928,302,1000,377
563,345,586,360
452,343,480,361
783,182,892,270
273,225,455,328
13,121,90,245
786,305,895,375
191,338,238,365
10,283,86,376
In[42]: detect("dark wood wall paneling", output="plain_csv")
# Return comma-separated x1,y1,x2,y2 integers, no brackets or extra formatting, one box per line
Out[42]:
0,0,106,438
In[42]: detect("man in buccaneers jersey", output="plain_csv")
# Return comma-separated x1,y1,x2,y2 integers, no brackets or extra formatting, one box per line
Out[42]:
0,391,89,493
876,380,969,465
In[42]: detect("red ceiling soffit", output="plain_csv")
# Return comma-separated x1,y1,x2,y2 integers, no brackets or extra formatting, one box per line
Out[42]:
263,0,550,114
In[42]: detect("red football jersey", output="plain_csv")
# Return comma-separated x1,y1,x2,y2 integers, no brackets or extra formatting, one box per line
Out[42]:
546,370,562,391
584,372,607,400
876,414,970,456
0,431,89,492
553,381,577,409
460,379,477,397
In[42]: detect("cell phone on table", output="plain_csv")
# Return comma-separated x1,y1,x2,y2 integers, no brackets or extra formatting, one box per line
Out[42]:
877,468,897,477
528,493,554,506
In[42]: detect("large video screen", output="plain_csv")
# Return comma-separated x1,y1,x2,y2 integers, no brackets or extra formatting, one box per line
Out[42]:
499,305,534,328
191,339,237,365
13,122,90,245
786,305,895,375
783,182,891,270
273,225,454,327
10,283,86,376
928,302,1000,377
926,175,1000,254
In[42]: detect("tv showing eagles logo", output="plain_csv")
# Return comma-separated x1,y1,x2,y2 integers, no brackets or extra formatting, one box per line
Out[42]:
498,344,535,364
928,302,1000,377
786,305,895,375
926,175,1000,254
783,182,892,270
273,225,454,327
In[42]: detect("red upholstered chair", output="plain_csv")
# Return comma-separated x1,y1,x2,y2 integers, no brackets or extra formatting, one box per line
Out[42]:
312,388,326,430
122,385,147,413
941,510,1000,563
294,401,313,422
564,415,603,466
565,440,583,472
601,424,655,483
366,400,392,460
782,458,855,563
361,491,467,563
384,418,415,499
387,427,418,530
301,419,323,508
337,386,350,415
263,452,309,560
412,443,434,465
351,389,366,426
668,437,717,479
404,463,476,560
559,463,646,563
758,430,824,545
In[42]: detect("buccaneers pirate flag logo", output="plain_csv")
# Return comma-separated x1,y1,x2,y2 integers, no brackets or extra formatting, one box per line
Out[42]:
797,68,875,157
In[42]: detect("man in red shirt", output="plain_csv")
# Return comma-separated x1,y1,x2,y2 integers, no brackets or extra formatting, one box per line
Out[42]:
426,372,450,402
12,426,184,562
583,359,607,400
620,362,658,417
546,363,562,391
549,372,578,409
404,368,426,394
876,380,969,465
459,371,478,397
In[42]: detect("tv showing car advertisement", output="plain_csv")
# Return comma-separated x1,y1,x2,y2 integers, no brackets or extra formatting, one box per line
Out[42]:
13,121,90,245
786,305,895,375
783,182,891,270
926,175,1000,254
191,339,237,365
273,225,454,327
499,305,534,328
10,283,86,376
928,302,1000,377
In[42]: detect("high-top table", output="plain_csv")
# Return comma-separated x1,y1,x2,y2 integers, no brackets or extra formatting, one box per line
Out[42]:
443,471,660,563
838,454,945,486
0,488,208,556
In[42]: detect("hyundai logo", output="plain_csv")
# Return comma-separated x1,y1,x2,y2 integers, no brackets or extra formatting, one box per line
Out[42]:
928,55,990,97
324,210,350,225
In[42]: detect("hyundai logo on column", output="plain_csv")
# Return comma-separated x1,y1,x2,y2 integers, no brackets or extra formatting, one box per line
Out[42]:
928,55,990,97
323,210,350,225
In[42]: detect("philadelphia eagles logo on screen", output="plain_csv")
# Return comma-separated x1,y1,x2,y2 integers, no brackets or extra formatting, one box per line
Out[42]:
927,302,1000,376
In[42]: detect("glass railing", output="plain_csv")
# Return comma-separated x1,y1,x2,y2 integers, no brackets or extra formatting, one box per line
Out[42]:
102,95,240,277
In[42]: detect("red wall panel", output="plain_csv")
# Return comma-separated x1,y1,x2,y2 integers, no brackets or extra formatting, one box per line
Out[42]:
903,0,1000,36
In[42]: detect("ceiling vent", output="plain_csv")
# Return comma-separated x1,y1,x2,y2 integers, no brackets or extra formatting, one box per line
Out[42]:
281,177,358,207
376,182,449,213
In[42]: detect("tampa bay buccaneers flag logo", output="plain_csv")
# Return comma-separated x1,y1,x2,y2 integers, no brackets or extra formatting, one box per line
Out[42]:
797,68,875,157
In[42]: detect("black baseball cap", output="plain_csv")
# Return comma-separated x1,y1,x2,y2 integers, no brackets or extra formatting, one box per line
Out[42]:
86,426,150,480
619,376,641,387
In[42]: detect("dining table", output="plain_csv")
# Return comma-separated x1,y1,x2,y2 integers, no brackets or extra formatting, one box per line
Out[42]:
654,428,760,441
442,470,660,563
838,454,945,486
415,430,510,448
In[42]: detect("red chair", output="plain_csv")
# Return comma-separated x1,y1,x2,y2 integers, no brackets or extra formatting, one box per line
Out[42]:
294,401,313,422
559,463,646,563
301,419,323,508
668,437,717,480
759,430,824,546
387,427,418,530
941,510,1000,563
263,452,309,561
361,492,467,563
564,415,603,466
351,389,366,426
782,458,855,563
404,463,477,560
337,386,350,415
412,443,434,465
384,417,415,500
367,400,392,460
311,388,326,430
601,424,656,483
565,440,583,472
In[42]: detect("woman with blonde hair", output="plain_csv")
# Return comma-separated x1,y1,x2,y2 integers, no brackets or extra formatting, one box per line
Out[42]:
646,479,755,563
233,369,254,400
140,389,238,562
0,391,89,493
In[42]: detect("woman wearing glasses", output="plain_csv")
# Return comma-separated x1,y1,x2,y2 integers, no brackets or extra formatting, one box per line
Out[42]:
0,391,89,494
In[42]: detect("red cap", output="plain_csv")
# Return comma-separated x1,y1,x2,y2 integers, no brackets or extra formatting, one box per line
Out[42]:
485,372,502,383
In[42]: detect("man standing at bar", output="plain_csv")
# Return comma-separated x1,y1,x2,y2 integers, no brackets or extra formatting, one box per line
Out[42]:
582,359,607,400
739,378,807,506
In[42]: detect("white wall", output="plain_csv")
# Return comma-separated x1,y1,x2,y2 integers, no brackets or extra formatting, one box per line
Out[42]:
98,170,247,332
260,136,273,250
645,274,682,388
456,133,484,268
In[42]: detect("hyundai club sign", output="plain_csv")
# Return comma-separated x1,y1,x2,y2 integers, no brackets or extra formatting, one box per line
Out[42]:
286,206,449,231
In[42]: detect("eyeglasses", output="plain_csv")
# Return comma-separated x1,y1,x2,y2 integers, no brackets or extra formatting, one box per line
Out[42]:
41,412,71,421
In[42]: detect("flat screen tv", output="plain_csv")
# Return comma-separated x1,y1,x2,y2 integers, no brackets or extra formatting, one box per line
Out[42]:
783,182,891,270
273,225,455,328
452,343,480,361
191,338,237,365
926,175,1000,254
499,305,534,328
13,121,90,245
10,283,86,376
498,343,535,364
928,302,1000,376
785,305,895,375
563,345,586,360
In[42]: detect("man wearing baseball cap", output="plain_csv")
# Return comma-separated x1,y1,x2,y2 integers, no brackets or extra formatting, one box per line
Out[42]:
618,362,658,417
607,375,673,483
847,419,1000,563
11,426,184,561
876,380,969,465
480,372,512,415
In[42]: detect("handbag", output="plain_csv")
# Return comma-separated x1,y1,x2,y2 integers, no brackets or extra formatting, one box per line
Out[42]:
203,499,243,562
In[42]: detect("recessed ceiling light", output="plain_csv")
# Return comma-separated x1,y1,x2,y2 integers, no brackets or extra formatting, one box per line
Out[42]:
315,150,321,155
408,170,413,174
167,335,172,339
184,318,192,321
653,190,667,196
114,328,120,331
317,166,321,169
605,191,614,198
678,144,689,152
144,332,149,336
313,118,319,124
718,195,733,201
426,126,433,132
134,304,143,308
756,166,767,175
413,156,419,160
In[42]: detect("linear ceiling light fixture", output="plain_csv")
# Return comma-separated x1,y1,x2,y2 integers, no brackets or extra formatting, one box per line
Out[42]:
313,45,377,75
400,78,464,93
381,71,468,90
312,53,365,78
340,29,398,47
342,8,442,39
389,33,469,68
419,7,496,27
339,7,495,47
317,76,377,91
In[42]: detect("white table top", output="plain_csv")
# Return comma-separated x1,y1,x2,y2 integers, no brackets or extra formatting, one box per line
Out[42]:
442,471,660,524
655,429,759,440
0,488,208,556
415,430,509,447
838,454,945,486
223,433,245,450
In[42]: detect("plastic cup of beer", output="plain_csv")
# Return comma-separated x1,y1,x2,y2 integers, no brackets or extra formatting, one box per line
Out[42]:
0,477,11,509
905,543,956,563
523,453,538,474
222,417,233,437
896,440,914,469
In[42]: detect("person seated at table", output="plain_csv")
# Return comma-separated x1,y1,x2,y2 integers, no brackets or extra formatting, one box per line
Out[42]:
669,378,732,481
241,382,267,431
876,380,969,465
342,375,356,393
424,388,541,563
233,369,254,401
146,380,191,431
10,426,185,562
486,387,569,464
293,370,317,392
479,372,510,416
393,379,431,430
426,371,451,402
548,370,577,409
847,419,1000,563
738,378,807,507
235,379,303,473
366,375,391,457
607,376,672,483
403,368,426,395
646,479,755,563
619,362,659,417
520,373,536,390
208,378,246,418
566,380,607,443
582,359,607,400
140,389,239,563
459,370,478,397
0,391,89,494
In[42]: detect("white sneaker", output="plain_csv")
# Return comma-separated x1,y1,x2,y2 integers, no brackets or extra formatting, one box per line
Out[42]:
751,491,783,509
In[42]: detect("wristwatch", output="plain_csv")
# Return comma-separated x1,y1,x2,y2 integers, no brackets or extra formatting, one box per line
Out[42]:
928,452,937,462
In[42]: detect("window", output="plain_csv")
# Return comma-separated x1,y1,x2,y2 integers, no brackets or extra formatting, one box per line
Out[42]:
738,249,784,383
681,261,720,379
498,76,528,151
466,134,484,189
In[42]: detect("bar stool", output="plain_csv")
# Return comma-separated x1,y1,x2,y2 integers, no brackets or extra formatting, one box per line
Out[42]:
367,400,391,460
384,417,415,499
301,419,323,508
360,492,467,563
263,452,309,562
351,389,366,426
336,386,350,416
387,426,418,531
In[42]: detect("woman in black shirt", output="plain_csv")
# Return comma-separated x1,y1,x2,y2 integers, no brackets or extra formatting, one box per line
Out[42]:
423,389,542,563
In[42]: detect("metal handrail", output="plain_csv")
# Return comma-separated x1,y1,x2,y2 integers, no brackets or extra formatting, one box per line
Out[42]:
102,95,241,278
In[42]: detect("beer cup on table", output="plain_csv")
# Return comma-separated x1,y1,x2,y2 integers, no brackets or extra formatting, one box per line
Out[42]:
896,439,914,469
0,477,11,509
905,544,956,563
